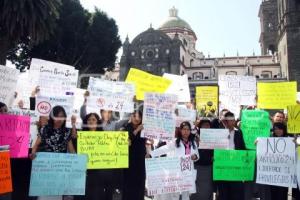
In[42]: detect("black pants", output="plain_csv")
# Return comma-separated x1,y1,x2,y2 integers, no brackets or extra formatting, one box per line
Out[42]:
217,181,244,200
122,168,145,200
270,186,288,200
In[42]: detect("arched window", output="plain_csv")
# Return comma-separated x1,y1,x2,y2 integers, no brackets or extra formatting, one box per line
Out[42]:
261,71,272,79
226,71,237,75
192,72,203,80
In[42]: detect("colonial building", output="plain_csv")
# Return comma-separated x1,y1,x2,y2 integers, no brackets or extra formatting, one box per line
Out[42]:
119,6,289,96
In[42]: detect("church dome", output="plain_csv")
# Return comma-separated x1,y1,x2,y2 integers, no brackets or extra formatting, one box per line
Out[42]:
160,7,192,31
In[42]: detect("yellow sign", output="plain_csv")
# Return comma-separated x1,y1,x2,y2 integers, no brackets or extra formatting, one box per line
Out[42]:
196,86,218,117
257,82,297,109
77,131,128,169
125,68,172,100
287,105,300,134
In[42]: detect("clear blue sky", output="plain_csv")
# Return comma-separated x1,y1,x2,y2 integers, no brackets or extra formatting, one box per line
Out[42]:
80,0,262,59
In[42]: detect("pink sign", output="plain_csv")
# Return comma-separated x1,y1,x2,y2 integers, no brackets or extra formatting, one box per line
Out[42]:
0,114,30,158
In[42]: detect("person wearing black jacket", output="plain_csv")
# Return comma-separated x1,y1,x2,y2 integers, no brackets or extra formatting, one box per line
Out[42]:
191,119,214,200
121,111,146,200
216,111,246,200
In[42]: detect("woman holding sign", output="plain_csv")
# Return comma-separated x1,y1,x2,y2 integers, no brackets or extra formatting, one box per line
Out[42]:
121,111,146,200
150,121,199,200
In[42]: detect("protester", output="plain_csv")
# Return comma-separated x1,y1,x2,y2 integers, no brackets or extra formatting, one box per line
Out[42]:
211,108,229,129
216,111,246,200
122,111,146,200
272,111,285,124
150,121,199,200
0,102,8,113
191,119,214,200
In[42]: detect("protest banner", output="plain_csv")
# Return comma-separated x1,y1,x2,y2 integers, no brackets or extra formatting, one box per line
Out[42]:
195,86,218,117
287,105,300,134
142,93,177,141
77,131,128,169
35,95,74,117
87,77,135,113
297,92,300,101
163,73,190,102
218,75,256,117
257,81,297,109
66,88,85,129
9,109,39,148
198,129,229,149
0,65,19,106
125,68,172,100
146,156,195,195
29,152,87,196
0,151,12,194
15,72,32,109
0,114,30,158
256,137,297,188
213,150,256,181
241,110,271,149
175,107,196,128
29,58,78,96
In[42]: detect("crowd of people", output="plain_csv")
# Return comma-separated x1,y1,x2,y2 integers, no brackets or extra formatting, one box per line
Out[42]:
0,87,300,200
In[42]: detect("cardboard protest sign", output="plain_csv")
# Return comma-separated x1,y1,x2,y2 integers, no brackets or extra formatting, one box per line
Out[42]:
35,95,74,117
195,86,218,117
77,131,128,169
256,137,297,188
257,82,297,109
175,108,196,128
66,88,85,129
198,129,229,149
0,114,30,158
9,109,39,148
163,73,190,102
142,93,177,141
0,151,12,194
146,156,195,195
29,152,87,196
0,65,19,106
125,68,172,100
213,150,256,181
87,77,135,113
287,105,300,134
241,110,271,149
218,75,256,117
15,72,32,109
29,58,78,96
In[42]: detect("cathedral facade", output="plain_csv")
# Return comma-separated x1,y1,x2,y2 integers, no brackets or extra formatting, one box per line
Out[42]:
119,5,298,96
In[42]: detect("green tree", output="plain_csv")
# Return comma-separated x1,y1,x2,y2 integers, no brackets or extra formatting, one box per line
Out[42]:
9,0,122,73
0,0,61,65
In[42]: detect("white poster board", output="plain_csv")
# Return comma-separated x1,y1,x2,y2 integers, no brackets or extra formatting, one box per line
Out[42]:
142,93,177,141
0,65,19,106
175,107,196,128
163,73,190,102
199,129,230,149
256,137,297,188
146,156,195,195
87,77,135,113
218,75,256,117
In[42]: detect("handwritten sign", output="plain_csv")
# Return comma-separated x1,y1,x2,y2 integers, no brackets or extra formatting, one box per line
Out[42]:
241,110,271,149
35,95,74,117
142,93,177,141
87,77,135,113
8,109,39,148
163,73,190,102
256,137,297,188
195,86,218,117
29,58,78,96
175,108,196,128
198,129,229,149
29,152,87,196
0,65,19,106
296,147,300,190
77,131,128,169
287,105,300,134
0,151,12,194
219,75,256,117
146,156,194,195
125,68,172,100
0,114,30,158
213,150,256,181
66,88,85,129
257,82,297,109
